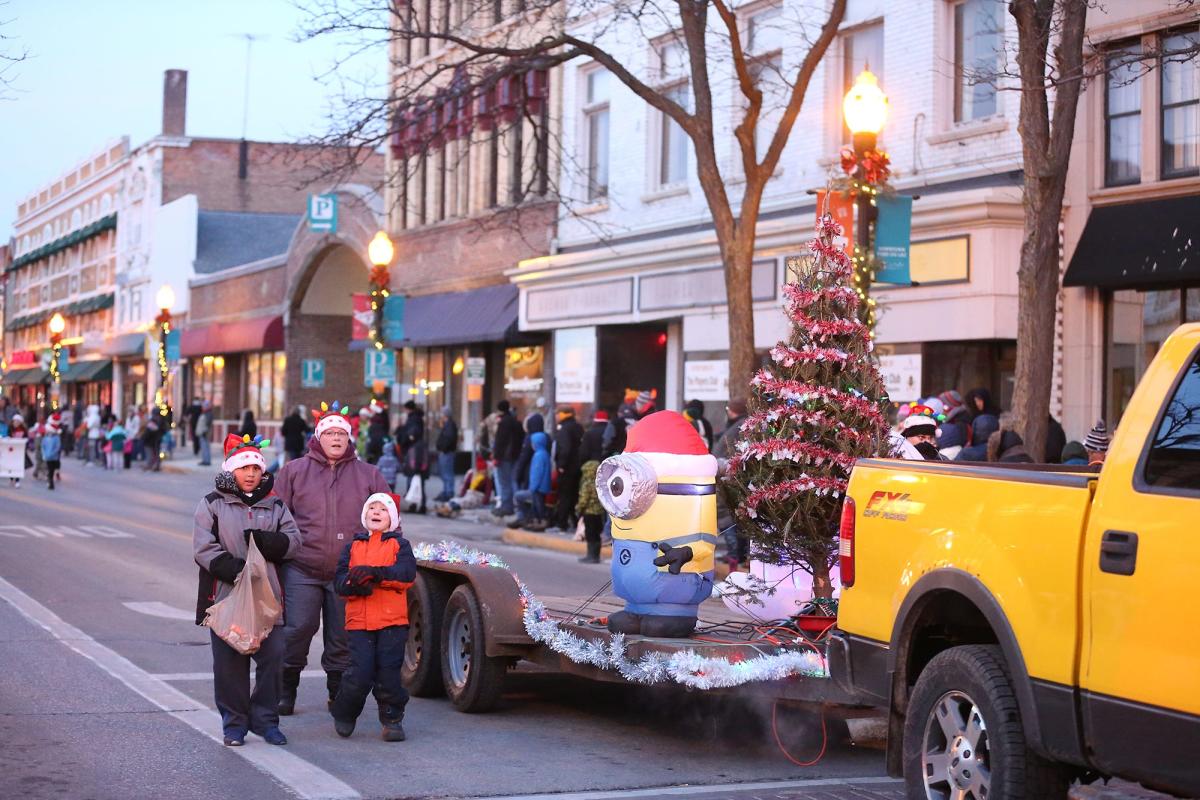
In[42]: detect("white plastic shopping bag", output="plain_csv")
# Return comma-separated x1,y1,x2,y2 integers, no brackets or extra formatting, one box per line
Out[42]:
203,536,280,655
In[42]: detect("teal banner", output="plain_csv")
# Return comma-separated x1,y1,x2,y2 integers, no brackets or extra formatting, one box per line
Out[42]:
382,295,405,343
165,330,181,362
874,195,913,285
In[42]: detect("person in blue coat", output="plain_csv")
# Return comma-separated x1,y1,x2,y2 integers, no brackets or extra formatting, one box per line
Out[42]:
513,431,551,530
41,414,64,490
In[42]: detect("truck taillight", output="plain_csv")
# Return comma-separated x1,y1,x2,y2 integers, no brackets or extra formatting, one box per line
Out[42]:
838,496,856,587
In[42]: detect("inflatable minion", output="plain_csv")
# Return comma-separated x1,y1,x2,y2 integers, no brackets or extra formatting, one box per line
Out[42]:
597,410,719,638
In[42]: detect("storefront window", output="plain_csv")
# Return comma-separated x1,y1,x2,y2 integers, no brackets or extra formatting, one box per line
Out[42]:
504,346,544,419
1107,289,1182,423
191,356,226,410
245,351,286,421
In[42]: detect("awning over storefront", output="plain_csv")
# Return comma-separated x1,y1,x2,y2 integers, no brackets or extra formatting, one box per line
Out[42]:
60,359,113,384
1,367,48,385
384,284,519,348
101,333,147,358
1064,196,1200,290
181,315,284,358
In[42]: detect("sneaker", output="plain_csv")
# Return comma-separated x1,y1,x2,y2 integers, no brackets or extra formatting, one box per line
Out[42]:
259,727,288,746
334,719,355,738
223,729,246,747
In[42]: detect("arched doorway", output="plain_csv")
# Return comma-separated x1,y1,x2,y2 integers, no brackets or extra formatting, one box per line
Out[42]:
284,188,380,414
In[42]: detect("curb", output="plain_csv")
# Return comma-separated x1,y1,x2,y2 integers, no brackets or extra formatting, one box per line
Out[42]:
500,528,734,580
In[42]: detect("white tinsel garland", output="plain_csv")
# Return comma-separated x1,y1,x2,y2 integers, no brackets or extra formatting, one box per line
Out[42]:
412,540,828,690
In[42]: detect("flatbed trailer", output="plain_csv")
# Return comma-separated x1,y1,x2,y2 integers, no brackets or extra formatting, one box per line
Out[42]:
401,558,872,714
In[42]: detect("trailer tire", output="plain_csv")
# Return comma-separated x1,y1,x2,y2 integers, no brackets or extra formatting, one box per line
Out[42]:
440,584,506,713
904,645,1069,800
402,572,450,697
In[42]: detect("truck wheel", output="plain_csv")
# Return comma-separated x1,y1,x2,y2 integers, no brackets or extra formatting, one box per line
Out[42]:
440,584,507,713
904,645,1069,800
402,572,450,697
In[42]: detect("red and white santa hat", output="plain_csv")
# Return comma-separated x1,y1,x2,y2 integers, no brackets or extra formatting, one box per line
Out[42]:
311,400,354,438
222,433,270,472
624,410,717,478
44,412,63,434
361,492,403,532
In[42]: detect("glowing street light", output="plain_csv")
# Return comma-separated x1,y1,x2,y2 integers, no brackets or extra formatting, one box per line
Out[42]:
368,230,395,268
155,283,176,314
843,69,888,155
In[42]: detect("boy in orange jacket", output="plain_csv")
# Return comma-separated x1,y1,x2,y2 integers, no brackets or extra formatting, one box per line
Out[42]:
331,492,417,741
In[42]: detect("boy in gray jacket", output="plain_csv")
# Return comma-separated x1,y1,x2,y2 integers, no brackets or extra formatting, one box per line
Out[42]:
194,434,302,747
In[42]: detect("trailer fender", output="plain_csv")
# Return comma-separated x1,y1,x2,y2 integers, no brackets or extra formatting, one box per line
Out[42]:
416,561,535,657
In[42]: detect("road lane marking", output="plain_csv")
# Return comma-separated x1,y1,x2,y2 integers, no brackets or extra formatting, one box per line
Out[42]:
122,601,194,621
79,525,135,538
472,776,901,800
154,669,325,681
0,576,359,800
0,524,135,539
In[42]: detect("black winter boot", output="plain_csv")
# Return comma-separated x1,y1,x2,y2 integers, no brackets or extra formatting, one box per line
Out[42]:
278,668,301,716
381,717,406,742
326,671,343,709
578,540,601,563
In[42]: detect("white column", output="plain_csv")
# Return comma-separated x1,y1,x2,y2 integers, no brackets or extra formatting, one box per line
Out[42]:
665,320,683,412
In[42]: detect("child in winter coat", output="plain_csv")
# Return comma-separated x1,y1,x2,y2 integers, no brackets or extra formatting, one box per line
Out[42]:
513,431,551,531
193,433,301,747
40,415,63,490
376,437,400,490
105,421,126,470
331,492,416,742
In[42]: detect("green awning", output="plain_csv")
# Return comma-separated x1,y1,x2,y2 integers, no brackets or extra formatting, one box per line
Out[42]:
1,367,48,385
4,292,116,332
60,359,112,383
7,213,117,272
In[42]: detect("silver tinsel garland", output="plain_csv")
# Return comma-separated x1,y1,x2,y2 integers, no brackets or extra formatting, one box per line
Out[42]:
412,540,828,690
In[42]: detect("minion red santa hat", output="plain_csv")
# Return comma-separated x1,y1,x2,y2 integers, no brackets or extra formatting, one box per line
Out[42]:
623,409,717,478
361,492,404,532
311,400,354,437
221,432,270,472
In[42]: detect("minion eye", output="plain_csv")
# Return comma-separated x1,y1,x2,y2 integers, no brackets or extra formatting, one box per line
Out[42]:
596,454,656,519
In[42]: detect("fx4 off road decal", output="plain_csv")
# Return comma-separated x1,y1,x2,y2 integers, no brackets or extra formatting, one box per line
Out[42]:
863,491,925,521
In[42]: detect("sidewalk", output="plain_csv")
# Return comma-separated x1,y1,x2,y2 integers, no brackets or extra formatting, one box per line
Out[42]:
1070,782,1194,800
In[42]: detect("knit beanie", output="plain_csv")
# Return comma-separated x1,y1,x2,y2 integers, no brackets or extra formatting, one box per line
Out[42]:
222,433,269,472
361,492,403,532
1084,419,1110,453
312,400,353,438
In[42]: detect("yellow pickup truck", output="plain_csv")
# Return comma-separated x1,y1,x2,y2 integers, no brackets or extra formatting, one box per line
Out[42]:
829,323,1200,799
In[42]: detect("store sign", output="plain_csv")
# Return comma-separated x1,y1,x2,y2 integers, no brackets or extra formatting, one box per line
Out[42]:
465,357,486,386
307,193,338,233
527,280,633,323
382,295,405,342
878,354,922,402
554,327,596,404
363,349,396,387
165,330,181,362
684,360,729,401
351,294,372,340
9,351,36,368
874,195,913,285
301,359,325,388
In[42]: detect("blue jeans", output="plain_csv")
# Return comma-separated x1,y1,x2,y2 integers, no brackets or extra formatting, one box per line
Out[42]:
329,626,410,725
496,459,516,513
436,451,456,500
514,489,545,522
198,435,211,465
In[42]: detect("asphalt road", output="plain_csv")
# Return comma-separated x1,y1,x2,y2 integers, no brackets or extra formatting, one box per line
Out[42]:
0,456,896,800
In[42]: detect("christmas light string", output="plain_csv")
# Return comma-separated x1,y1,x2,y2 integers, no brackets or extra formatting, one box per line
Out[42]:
411,540,828,689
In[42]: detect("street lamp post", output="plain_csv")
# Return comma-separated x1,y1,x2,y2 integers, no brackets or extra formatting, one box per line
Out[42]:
367,230,395,351
842,69,890,331
47,312,66,411
154,284,175,428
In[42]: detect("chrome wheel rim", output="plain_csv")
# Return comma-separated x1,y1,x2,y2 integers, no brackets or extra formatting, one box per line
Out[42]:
446,606,472,689
403,596,422,672
922,690,991,800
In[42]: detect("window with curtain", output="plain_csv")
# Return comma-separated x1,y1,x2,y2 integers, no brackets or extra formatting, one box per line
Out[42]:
953,0,1002,123
1105,44,1144,187
655,37,690,186
1161,28,1199,178
747,7,786,163
245,350,286,420
583,68,611,201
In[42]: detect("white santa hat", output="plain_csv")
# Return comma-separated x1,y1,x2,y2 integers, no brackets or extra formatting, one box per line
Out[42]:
312,400,354,438
221,433,269,472
361,492,402,532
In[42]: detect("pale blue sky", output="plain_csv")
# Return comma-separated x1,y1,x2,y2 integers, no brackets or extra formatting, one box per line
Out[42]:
0,0,380,237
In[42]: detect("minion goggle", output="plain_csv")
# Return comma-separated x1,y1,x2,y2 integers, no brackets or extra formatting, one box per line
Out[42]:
596,453,716,520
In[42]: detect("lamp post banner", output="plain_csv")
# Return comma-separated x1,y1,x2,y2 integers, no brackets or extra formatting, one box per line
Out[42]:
382,295,405,342
816,190,854,255
351,293,372,340
874,194,912,285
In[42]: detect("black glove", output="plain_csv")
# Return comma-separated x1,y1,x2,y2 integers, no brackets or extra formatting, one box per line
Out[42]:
243,528,290,563
341,583,374,597
348,565,380,586
209,553,246,584
653,544,694,575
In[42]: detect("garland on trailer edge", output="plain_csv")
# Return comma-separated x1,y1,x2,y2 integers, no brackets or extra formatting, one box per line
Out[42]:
412,540,829,691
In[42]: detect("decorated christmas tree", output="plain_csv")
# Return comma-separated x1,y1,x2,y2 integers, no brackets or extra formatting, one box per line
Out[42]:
722,214,893,599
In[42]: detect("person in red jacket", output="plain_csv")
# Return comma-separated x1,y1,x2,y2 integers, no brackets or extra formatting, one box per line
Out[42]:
330,492,416,741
